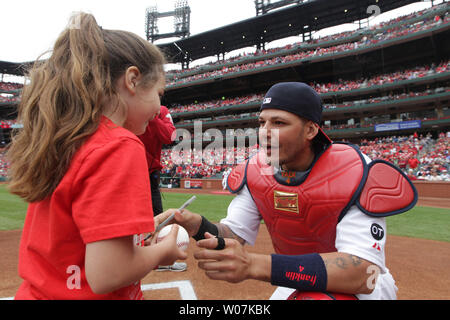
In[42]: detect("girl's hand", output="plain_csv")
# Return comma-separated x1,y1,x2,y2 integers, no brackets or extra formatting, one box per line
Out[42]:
153,224,188,266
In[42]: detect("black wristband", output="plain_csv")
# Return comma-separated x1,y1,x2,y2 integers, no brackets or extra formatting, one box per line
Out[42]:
271,253,327,292
193,216,219,241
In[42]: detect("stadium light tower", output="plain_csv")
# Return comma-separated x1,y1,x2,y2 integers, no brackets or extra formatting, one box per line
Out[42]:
174,0,191,35
145,6,159,43
145,0,191,43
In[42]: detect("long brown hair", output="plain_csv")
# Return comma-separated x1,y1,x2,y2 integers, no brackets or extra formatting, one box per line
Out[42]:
7,12,166,202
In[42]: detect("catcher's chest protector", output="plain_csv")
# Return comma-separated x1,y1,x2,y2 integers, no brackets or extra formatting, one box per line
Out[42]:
226,143,417,255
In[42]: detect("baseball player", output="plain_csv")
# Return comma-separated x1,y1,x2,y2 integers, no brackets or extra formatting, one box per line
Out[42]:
159,82,417,300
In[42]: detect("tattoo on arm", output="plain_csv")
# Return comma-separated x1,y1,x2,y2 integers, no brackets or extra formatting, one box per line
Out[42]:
216,223,246,245
350,254,363,267
335,257,348,269
325,254,364,270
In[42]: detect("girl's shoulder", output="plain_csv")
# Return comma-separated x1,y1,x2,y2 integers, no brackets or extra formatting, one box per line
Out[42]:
73,117,145,168
85,117,143,151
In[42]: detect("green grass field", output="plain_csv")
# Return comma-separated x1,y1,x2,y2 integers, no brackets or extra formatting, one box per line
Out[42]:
0,184,27,231
1,184,449,242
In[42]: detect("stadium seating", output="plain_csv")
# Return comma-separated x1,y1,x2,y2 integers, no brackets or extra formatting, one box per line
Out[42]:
167,60,449,116
1,2,449,182
166,5,449,85
156,133,449,181
0,82,23,91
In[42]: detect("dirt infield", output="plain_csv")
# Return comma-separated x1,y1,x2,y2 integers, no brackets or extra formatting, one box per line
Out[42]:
1,191,449,300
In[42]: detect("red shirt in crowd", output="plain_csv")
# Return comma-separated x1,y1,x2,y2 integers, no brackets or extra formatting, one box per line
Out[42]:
0,121,10,129
408,157,420,169
15,117,154,300
138,106,176,173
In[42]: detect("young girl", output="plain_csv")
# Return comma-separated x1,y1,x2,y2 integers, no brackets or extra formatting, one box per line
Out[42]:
7,12,186,300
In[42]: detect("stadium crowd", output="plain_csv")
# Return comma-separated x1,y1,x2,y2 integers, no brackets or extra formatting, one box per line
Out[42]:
166,6,449,86
173,86,449,127
0,120,17,129
1,4,448,184
0,148,9,181
166,3,448,80
1,81,22,104
153,132,450,182
2,59,448,116
0,82,22,91
167,60,449,116
0,95,20,103
359,132,449,181
4,133,445,182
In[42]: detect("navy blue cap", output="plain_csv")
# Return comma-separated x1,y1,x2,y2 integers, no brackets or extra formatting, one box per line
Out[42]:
260,82,332,144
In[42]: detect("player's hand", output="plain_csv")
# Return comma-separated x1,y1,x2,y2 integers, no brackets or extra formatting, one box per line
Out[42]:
142,209,182,246
153,208,180,229
155,208,203,237
194,232,252,283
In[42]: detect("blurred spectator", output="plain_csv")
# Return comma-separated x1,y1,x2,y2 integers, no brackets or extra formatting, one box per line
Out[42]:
138,106,176,216
0,148,10,181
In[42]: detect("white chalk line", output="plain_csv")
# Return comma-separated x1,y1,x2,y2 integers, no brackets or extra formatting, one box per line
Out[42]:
141,280,197,300
0,280,197,300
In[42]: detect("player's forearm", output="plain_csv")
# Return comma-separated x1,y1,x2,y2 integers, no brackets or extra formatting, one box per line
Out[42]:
179,211,246,245
320,252,376,294
159,207,246,245
269,252,375,295
216,223,246,245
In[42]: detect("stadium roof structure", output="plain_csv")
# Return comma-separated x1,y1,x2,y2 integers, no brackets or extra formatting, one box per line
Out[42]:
158,0,422,64
0,0,424,76
0,60,32,76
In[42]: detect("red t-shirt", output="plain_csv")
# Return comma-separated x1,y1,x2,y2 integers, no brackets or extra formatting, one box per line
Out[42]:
15,117,155,300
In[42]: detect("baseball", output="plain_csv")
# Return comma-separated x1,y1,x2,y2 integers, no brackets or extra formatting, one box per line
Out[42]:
156,225,189,251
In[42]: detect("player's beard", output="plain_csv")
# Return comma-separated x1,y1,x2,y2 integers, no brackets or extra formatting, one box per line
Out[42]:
265,130,309,172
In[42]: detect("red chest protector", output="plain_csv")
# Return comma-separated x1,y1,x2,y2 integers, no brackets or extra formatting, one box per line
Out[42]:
226,143,417,256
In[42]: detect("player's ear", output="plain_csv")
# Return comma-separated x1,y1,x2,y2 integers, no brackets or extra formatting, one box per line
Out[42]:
304,120,319,141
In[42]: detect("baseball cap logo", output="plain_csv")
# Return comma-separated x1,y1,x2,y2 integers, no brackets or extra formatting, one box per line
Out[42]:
263,97,272,104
